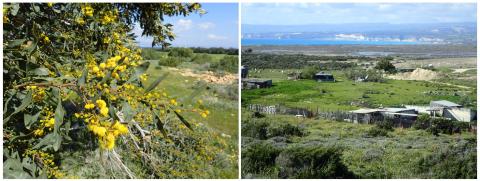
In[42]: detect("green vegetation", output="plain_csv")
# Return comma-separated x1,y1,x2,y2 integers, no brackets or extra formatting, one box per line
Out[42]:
241,114,477,179
243,70,475,111
242,53,476,179
375,58,396,73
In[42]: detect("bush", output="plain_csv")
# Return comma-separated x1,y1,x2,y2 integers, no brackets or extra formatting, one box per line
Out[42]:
167,47,194,58
344,69,385,82
158,56,187,67
416,141,476,178
300,66,319,79
209,55,238,73
366,127,389,137
267,123,306,138
191,53,212,64
413,114,431,130
374,59,396,73
242,141,282,174
275,146,356,179
242,119,270,140
375,119,394,131
2,3,231,179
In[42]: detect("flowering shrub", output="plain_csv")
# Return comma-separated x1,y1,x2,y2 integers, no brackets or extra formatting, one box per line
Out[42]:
2,3,233,178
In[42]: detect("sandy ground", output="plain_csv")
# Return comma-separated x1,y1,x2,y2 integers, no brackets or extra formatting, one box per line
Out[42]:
393,57,476,69
453,68,476,73
387,68,438,81
166,67,237,85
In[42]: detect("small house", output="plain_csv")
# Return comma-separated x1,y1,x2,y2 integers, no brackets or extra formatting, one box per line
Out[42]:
314,72,335,82
242,79,272,89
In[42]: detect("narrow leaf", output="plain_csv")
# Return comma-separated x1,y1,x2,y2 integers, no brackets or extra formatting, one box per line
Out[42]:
4,91,33,123
153,111,168,138
145,72,169,93
24,111,41,129
173,110,193,131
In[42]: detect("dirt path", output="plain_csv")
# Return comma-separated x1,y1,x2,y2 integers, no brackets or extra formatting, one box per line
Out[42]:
453,68,476,73
166,67,237,85
426,81,473,90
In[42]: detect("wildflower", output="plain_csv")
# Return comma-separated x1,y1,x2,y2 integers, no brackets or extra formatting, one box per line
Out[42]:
47,3,53,7
81,5,94,17
140,74,148,81
34,129,44,136
45,118,55,128
100,107,109,117
92,66,100,73
75,17,85,25
99,63,106,69
84,103,95,109
170,99,177,106
96,99,107,108
201,112,207,118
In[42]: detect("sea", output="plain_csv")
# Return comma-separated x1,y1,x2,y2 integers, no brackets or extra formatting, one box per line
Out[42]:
242,38,423,46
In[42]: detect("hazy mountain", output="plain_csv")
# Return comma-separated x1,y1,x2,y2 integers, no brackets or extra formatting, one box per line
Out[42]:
242,22,476,44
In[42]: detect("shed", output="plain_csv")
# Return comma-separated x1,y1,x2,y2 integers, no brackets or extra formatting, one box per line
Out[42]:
314,72,335,82
242,79,272,89
430,100,462,108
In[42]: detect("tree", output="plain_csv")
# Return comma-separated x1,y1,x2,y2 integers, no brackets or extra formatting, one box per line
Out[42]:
375,59,396,73
3,3,227,178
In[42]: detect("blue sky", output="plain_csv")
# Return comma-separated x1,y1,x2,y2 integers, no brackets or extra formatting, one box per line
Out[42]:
134,3,238,48
242,3,477,25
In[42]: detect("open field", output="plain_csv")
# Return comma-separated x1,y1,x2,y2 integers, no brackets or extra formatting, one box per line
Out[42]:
243,69,476,111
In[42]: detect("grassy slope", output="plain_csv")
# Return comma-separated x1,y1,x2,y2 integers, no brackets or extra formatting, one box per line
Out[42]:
243,69,476,111
145,59,238,137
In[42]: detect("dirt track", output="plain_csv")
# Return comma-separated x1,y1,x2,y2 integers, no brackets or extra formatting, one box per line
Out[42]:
166,67,237,85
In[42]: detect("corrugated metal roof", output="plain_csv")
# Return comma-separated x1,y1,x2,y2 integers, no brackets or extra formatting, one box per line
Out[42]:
431,100,461,107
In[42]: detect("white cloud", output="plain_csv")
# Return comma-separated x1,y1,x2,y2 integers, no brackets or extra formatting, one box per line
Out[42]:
207,34,228,40
198,22,215,30
175,19,193,31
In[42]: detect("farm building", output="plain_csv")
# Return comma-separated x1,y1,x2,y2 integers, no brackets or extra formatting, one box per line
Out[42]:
314,72,335,82
242,79,272,89
349,107,418,127
287,72,301,80
241,65,249,78
430,100,462,109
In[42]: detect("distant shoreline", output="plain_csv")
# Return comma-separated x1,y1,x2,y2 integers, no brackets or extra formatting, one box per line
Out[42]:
242,44,477,58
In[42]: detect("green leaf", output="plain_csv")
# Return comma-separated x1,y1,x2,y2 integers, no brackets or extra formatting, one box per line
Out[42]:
24,111,41,129
54,98,64,134
10,4,20,16
7,39,26,48
33,67,50,76
152,111,168,138
78,68,87,86
53,133,62,151
4,91,33,123
173,110,193,131
145,72,169,93
25,41,37,55
129,62,150,83
121,102,134,122
3,90,17,114
32,133,56,150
